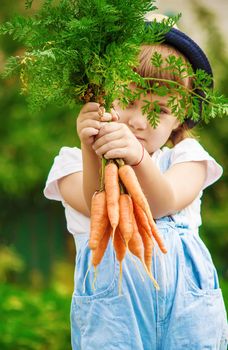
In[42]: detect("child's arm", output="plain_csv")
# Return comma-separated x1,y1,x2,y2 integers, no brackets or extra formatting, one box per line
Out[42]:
133,152,207,218
93,122,207,219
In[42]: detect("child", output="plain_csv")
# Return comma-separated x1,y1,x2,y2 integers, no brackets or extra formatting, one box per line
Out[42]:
44,14,228,350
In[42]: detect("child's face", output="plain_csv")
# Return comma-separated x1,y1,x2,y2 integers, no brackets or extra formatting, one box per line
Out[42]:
113,84,180,154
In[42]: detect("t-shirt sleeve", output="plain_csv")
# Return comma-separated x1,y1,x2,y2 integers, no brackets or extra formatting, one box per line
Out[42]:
170,138,223,190
43,146,82,201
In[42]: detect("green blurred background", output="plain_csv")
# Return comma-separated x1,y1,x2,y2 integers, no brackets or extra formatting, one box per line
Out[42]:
0,1,227,349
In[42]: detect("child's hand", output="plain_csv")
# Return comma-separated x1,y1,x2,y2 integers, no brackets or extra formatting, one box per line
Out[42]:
76,103,118,148
93,122,142,165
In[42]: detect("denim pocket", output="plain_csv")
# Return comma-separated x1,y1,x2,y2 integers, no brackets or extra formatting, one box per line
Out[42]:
71,291,136,350
179,231,221,296
219,332,228,350
71,239,135,349
74,238,118,297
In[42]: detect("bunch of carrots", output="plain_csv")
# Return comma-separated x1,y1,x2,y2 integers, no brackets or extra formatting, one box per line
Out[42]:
86,157,168,295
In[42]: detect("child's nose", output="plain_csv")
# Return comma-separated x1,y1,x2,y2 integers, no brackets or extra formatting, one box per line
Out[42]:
127,112,148,130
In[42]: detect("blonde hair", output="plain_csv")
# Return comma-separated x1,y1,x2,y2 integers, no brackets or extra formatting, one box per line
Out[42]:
135,43,195,145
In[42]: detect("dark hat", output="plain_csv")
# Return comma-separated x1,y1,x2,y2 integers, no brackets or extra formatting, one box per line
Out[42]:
165,27,213,128
145,20,213,128
164,27,213,79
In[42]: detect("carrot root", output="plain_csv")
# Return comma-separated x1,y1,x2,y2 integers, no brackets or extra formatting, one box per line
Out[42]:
118,262,123,296
82,262,92,294
92,266,98,291
142,261,160,290
127,249,145,282
111,226,117,245
150,222,167,254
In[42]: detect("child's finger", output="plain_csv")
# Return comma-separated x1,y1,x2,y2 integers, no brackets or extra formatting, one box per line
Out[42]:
98,122,122,137
78,111,102,122
81,102,100,113
100,112,113,122
99,109,119,122
93,127,124,150
103,148,126,160
80,127,99,139
94,139,126,157
98,106,105,118
111,108,120,121
79,119,101,130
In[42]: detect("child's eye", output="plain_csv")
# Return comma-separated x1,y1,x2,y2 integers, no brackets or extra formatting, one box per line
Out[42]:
160,108,168,115
160,108,167,114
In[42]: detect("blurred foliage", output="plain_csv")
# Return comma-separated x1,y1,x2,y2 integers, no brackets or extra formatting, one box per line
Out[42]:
0,245,25,282
190,0,228,282
191,0,228,96
0,245,72,350
0,1,227,349
0,84,80,197
0,284,71,350
0,4,77,347
0,0,81,198
220,278,228,311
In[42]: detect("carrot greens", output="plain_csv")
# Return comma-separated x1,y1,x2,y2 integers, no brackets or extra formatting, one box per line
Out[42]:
0,0,216,124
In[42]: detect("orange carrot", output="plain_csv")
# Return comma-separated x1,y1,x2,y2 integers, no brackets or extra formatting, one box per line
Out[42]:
138,224,159,289
83,226,111,293
113,226,127,295
148,217,167,254
118,193,134,247
104,162,120,239
114,226,127,262
89,191,109,250
138,224,154,272
133,201,152,238
127,214,147,281
92,225,111,268
119,164,167,254
128,214,144,263
118,164,148,211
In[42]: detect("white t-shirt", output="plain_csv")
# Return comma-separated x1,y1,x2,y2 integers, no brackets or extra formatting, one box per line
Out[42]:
43,138,223,237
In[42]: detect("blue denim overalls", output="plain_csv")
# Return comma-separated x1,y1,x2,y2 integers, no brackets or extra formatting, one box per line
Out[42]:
70,149,228,350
